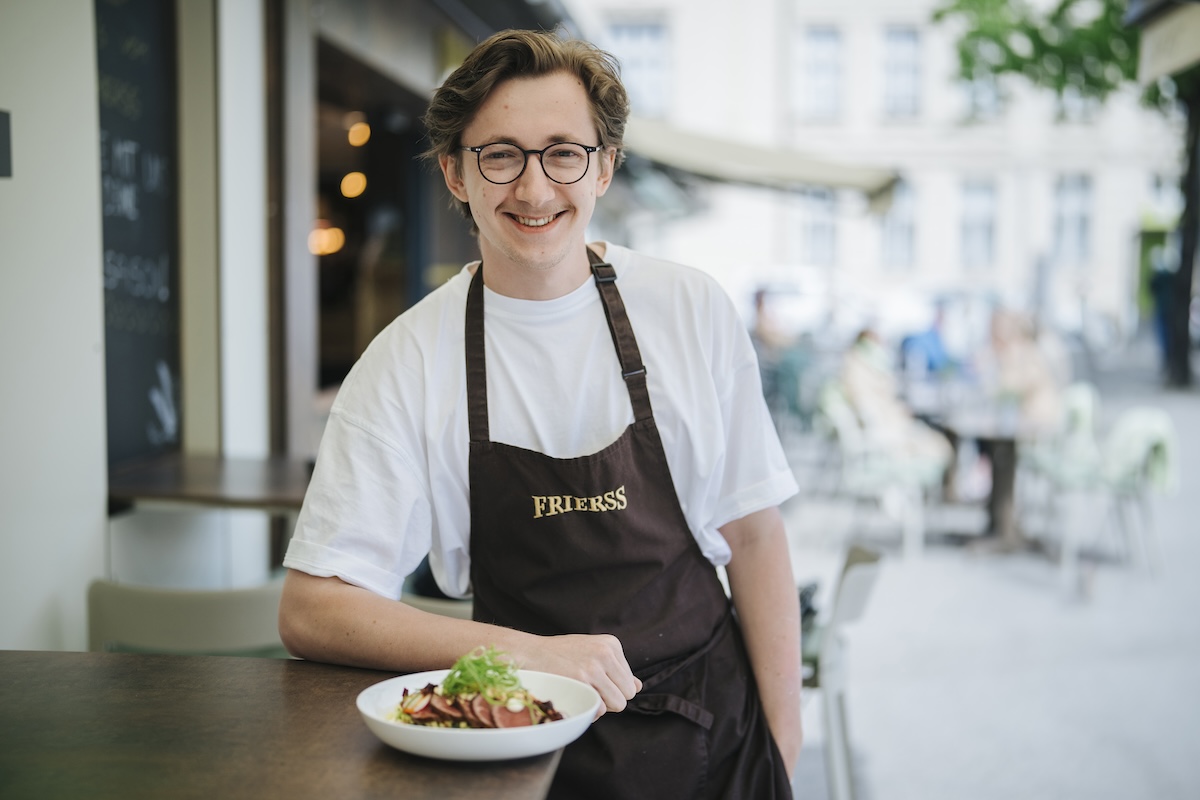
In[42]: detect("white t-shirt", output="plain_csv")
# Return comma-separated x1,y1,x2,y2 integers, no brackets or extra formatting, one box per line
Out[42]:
283,243,798,599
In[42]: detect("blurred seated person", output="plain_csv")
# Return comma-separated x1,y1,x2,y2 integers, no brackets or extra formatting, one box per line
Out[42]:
840,327,954,472
900,303,955,380
983,309,1063,436
751,288,811,425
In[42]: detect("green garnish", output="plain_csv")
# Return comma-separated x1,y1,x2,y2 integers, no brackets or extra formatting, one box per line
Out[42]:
441,646,522,702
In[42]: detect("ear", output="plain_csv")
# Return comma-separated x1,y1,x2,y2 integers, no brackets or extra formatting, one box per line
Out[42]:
594,147,617,197
440,153,469,202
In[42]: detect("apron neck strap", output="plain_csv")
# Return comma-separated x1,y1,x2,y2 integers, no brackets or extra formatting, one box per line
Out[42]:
587,247,654,423
465,247,655,444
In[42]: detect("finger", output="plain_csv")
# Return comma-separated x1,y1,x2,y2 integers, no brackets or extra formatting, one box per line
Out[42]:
598,681,630,713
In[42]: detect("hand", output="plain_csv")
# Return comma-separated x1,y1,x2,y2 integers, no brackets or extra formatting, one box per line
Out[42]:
513,633,641,718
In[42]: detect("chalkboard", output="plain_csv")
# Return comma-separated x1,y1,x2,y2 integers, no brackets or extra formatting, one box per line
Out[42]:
95,0,181,466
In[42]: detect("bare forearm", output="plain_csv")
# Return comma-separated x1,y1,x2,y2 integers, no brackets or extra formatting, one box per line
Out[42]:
278,569,642,713
278,569,524,671
722,508,804,774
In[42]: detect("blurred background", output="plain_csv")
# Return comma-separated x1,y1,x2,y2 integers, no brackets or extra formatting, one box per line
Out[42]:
2,0,1198,797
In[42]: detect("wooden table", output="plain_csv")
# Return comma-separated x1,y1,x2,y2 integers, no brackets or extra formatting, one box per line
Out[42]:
108,453,313,514
0,651,561,800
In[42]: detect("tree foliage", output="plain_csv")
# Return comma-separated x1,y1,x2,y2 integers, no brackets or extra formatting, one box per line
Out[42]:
933,0,1141,104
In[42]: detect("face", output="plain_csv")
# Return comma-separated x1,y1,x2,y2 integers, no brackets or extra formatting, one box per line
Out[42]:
440,71,615,288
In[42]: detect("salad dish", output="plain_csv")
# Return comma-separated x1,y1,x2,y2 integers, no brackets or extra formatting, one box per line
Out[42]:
357,648,602,761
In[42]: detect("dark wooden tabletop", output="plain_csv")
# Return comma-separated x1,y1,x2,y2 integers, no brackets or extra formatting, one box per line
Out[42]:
108,453,313,513
0,651,561,800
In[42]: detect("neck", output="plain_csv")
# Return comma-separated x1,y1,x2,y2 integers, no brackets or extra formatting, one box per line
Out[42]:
477,241,606,300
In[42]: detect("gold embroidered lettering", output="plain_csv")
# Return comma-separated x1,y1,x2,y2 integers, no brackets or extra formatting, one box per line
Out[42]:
530,487,629,519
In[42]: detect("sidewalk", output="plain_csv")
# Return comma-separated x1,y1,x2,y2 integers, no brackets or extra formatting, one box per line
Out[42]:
784,337,1200,800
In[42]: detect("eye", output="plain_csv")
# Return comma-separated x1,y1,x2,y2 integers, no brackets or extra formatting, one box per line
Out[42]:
481,148,519,162
546,146,583,161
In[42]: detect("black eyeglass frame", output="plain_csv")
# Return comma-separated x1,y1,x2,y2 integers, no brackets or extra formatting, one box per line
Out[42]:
460,141,601,185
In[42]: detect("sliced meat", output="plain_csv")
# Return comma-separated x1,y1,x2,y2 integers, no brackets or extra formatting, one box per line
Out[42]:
459,695,483,727
429,692,463,720
471,694,496,728
491,704,535,728
408,702,441,723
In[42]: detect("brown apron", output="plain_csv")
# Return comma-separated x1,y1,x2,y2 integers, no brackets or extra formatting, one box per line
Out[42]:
466,248,792,800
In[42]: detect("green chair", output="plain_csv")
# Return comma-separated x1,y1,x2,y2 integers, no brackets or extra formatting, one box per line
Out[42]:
87,576,290,658
815,383,937,557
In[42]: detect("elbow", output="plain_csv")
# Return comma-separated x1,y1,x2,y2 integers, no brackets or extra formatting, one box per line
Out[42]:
277,571,323,661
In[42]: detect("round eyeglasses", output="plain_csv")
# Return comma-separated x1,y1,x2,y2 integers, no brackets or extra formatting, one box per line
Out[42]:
461,141,600,185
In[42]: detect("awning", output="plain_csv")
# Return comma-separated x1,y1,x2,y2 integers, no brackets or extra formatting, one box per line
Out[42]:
1134,2,1200,83
623,116,899,205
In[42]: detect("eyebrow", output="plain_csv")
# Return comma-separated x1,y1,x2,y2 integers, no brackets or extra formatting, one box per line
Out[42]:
472,133,595,148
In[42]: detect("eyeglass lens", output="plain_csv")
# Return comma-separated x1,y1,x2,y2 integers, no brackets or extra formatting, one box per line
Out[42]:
475,143,591,185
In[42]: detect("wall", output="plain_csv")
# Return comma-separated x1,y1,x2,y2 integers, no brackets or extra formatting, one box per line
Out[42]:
0,0,109,650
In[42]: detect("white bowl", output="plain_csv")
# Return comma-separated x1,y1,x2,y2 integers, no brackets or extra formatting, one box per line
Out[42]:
357,669,601,761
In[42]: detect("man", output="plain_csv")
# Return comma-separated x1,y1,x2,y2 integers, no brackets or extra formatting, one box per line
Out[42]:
279,28,802,798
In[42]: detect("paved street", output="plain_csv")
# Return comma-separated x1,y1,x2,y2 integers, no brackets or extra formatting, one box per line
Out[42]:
784,337,1200,800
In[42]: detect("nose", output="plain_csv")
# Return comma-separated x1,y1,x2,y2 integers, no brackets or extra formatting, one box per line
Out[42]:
512,153,557,206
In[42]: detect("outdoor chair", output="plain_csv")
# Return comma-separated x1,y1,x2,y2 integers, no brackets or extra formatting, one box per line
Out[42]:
87,576,290,657
802,544,883,800
1046,406,1178,594
1018,381,1102,537
814,383,941,557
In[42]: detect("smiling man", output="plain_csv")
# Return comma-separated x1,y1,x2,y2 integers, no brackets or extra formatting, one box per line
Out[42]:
278,29,802,799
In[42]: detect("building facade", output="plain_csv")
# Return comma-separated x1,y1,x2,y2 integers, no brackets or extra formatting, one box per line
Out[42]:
568,0,1184,352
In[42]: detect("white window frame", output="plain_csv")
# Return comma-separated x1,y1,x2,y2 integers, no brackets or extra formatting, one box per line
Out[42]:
788,187,837,267
794,26,842,122
961,179,996,270
606,19,671,119
881,180,915,270
882,26,921,120
1052,174,1092,268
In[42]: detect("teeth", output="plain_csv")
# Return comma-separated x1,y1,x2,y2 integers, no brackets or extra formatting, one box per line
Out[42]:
516,215,554,227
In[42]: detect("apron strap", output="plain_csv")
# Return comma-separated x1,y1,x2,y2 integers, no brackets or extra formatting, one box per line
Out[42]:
465,248,655,443
465,264,489,443
587,247,655,423
628,693,715,730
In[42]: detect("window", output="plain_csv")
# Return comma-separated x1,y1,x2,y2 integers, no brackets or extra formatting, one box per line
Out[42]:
1052,174,1092,267
1150,172,1183,219
882,27,921,119
789,187,837,267
606,21,670,118
961,179,996,270
965,72,1002,120
794,26,841,121
1056,85,1100,123
881,180,915,270
963,39,1003,121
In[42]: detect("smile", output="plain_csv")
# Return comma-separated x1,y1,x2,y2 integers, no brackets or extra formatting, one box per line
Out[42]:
512,213,561,228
